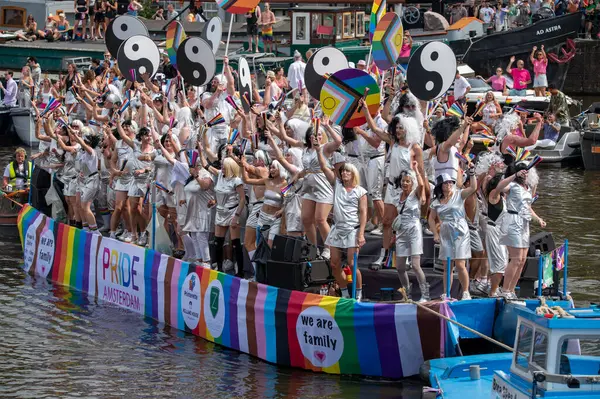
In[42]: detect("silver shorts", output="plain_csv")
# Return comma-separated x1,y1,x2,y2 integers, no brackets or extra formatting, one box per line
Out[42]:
245,202,263,229
156,189,176,208
80,175,100,203
128,180,148,198
469,224,485,253
63,177,78,196
113,176,132,193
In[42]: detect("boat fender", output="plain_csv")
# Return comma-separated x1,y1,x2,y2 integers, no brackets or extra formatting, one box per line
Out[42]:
547,39,576,64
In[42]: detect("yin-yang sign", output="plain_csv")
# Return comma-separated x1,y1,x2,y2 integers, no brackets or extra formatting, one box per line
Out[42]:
238,57,252,112
406,41,456,101
202,17,222,55
105,15,148,59
305,47,349,100
116,35,160,83
176,37,216,87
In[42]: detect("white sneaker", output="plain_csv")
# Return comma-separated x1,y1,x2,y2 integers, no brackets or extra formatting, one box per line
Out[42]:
109,231,117,239
223,259,235,273
370,226,383,236
364,222,377,232
199,262,211,269
320,248,330,260
137,232,148,247
122,232,133,243
461,291,472,300
117,230,129,241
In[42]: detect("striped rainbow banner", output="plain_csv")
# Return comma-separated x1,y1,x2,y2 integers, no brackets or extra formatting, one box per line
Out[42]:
18,205,461,379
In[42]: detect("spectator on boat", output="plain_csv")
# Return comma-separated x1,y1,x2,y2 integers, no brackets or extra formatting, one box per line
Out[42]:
93,0,107,40
450,3,468,24
74,0,90,42
478,67,508,94
37,14,57,41
246,7,260,53
516,0,532,26
287,51,306,92
430,107,445,126
546,84,571,126
555,0,568,15
530,45,548,97
316,143,367,300
17,66,34,108
166,3,178,20
473,91,502,131
262,70,282,104
274,67,288,90
259,3,277,54
526,113,561,150
494,2,507,31
392,161,429,302
498,162,545,299
105,0,117,22
0,71,18,107
567,0,580,14
56,13,71,41
61,63,81,115
479,1,496,31
483,170,509,297
23,14,38,41
127,0,143,17
530,0,543,14
506,56,531,96
153,6,165,20
453,70,471,105
36,76,59,110
357,60,367,71
2,148,31,191
496,112,543,154
429,165,478,301
27,57,42,96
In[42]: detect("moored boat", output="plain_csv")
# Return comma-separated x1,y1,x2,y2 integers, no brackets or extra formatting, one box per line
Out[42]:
580,128,600,170
423,303,600,399
10,107,37,147
17,204,574,380
0,188,28,238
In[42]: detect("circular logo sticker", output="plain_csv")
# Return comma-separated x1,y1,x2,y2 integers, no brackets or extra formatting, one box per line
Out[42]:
181,272,201,330
203,279,225,338
296,306,344,368
36,228,55,278
23,223,37,273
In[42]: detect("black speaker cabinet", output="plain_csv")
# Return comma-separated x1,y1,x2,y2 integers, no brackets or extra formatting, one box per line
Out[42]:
266,259,333,291
271,235,317,263
518,231,558,297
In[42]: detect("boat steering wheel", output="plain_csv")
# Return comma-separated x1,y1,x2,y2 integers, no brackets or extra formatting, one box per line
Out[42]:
403,6,421,25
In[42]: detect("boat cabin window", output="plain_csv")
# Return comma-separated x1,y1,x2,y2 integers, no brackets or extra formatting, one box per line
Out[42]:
532,331,549,370
1,6,26,28
343,12,354,39
356,12,365,37
336,14,343,40
312,13,335,40
293,12,310,45
557,336,600,375
515,323,534,371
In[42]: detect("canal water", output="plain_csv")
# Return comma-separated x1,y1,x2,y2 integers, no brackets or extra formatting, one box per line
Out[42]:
0,147,598,398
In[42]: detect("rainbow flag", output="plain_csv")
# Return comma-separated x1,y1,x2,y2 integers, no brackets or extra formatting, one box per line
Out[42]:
506,146,517,158
454,151,470,164
473,99,486,116
446,103,464,118
228,128,239,145
225,95,240,111
155,182,173,195
369,0,387,41
532,194,539,204
527,155,543,170
240,138,249,154
129,68,136,82
280,182,293,196
554,246,565,271
118,94,130,115
56,117,68,127
516,148,531,162
187,149,198,167
207,113,226,127
166,21,186,70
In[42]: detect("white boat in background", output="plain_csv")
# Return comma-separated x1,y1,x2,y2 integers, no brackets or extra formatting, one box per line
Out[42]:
10,107,37,147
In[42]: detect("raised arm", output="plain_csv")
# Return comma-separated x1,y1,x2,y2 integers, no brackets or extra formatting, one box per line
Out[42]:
441,117,472,153
506,56,515,74
460,166,478,199
530,46,537,65
361,99,391,144
240,157,267,185
72,130,94,154
322,121,342,155
505,113,543,148
315,142,335,185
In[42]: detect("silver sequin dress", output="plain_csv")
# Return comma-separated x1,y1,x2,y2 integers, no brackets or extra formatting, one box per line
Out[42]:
431,189,471,260
325,180,367,249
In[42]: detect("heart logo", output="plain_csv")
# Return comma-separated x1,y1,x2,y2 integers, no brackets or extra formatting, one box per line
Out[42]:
41,266,45,272
314,351,326,363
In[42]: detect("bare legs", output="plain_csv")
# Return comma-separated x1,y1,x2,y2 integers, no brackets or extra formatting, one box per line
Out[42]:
443,259,470,297
503,247,528,293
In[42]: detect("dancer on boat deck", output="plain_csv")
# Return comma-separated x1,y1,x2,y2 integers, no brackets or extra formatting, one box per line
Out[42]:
316,142,367,301
497,162,546,299
391,161,429,302
71,127,102,232
429,163,478,300
360,98,425,270
198,146,246,276
484,171,509,298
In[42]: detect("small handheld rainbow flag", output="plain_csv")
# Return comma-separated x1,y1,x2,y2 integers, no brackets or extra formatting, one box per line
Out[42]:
313,118,321,134
165,79,172,97
298,80,303,93
356,88,370,113
40,98,60,117
242,92,252,109
56,117,68,127
225,95,240,111
228,128,239,145
532,194,539,204
187,149,198,167
118,95,130,115
169,116,176,129
426,101,435,118
240,138,248,154
129,68,136,82
455,151,471,164
252,132,259,149
506,146,517,158
280,182,293,196
473,98,486,116
88,119,101,127
527,155,543,170
207,113,225,127
446,103,464,118
516,148,531,162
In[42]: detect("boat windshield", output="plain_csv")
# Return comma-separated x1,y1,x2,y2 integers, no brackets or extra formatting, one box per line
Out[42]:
466,78,492,93
557,336,600,375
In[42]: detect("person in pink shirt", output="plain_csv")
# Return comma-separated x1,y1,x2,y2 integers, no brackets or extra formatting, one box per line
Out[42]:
399,31,413,58
506,56,532,97
530,45,548,97
478,67,507,94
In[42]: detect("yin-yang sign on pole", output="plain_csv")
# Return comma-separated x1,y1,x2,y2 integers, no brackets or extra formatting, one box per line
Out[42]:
304,47,349,101
116,35,160,83
202,17,223,55
176,37,216,87
238,57,253,112
105,15,149,59
406,41,457,102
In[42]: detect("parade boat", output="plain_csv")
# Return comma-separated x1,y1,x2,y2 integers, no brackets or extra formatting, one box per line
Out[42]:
0,188,28,237
422,303,600,399
10,107,37,147
580,128,600,170
16,204,574,380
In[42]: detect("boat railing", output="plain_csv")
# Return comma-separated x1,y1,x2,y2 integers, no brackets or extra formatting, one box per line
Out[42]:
532,370,600,386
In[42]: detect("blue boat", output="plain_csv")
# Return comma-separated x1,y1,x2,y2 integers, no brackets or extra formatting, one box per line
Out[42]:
423,303,600,398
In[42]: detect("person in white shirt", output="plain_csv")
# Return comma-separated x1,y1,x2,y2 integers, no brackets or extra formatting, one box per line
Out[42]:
0,71,18,107
453,70,471,105
479,1,495,29
287,51,306,92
